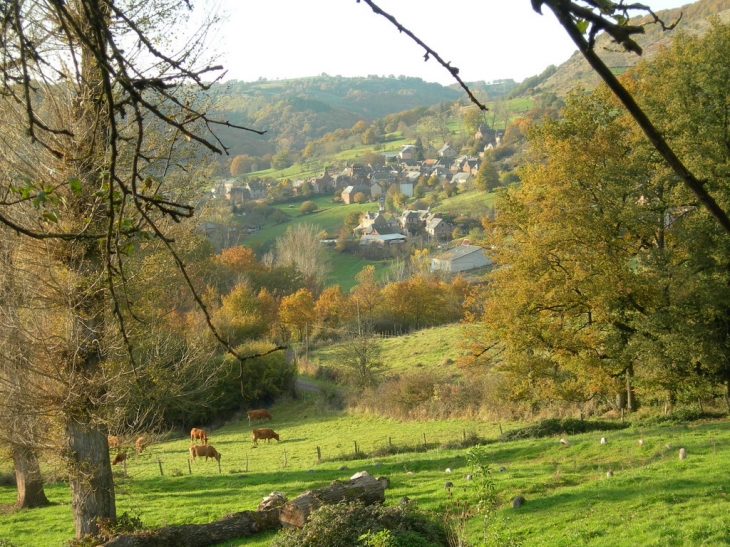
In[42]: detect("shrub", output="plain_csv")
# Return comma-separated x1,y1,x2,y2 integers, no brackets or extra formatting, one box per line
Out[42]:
636,409,727,427
270,502,447,547
499,418,629,441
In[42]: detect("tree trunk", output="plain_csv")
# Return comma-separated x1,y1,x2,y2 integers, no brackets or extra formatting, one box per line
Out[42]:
101,510,281,547
626,366,636,412
279,471,387,529
13,445,49,509
68,422,116,537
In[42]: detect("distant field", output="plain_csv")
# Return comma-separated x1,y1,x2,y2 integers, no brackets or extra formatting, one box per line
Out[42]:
310,323,465,374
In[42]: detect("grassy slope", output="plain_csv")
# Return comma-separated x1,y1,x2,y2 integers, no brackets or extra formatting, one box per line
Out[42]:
2,403,729,547
310,324,465,375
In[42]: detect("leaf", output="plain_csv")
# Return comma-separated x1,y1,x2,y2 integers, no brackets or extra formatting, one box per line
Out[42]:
68,177,82,194
576,19,589,34
42,212,58,223
33,191,46,207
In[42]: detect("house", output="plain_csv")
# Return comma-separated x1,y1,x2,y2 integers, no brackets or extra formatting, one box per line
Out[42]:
425,217,454,240
342,185,370,205
452,172,473,185
399,144,419,160
430,244,492,273
360,233,407,246
437,143,457,158
246,180,267,200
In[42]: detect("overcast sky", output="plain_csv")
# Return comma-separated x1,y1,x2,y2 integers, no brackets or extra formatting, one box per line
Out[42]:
210,0,693,85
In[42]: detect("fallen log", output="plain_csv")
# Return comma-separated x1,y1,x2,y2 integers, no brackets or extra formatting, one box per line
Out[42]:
101,509,280,547
279,470,387,528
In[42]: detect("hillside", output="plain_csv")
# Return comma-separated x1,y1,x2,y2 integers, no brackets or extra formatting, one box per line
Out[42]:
536,0,730,95
208,75,462,160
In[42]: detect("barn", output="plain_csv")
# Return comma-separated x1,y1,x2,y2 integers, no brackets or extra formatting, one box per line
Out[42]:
430,244,492,273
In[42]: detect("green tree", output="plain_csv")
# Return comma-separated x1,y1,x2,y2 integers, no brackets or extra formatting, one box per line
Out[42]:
354,192,368,204
272,149,294,170
230,154,255,176
300,200,319,214
474,161,500,192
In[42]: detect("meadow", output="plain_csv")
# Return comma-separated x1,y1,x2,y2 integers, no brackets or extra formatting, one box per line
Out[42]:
2,394,730,547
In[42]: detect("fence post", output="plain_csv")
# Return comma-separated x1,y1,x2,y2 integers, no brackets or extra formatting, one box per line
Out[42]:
218,459,221,474
188,460,192,475
158,458,164,477
498,423,503,435
388,437,392,448
317,446,322,461
283,449,288,468
423,433,427,448
246,451,249,472
354,440,359,455
462,429,466,442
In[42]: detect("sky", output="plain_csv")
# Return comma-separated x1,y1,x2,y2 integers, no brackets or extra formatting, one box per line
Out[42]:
211,0,693,86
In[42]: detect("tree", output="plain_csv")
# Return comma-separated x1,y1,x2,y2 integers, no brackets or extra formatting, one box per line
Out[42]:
272,149,294,170
300,200,318,215
275,224,331,294
279,289,317,341
315,285,355,330
354,192,368,204
474,161,500,193
0,0,263,537
333,323,386,389
230,155,255,176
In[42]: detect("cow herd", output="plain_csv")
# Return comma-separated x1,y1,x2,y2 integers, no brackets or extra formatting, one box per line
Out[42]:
107,408,279,468
185,408,280,465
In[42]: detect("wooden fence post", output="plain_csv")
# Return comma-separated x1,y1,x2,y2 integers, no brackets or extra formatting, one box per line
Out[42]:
188,460,192,475
246,451,249,472
462,429,466,442
354,440,359,455
158,458,164,476
388,437,392,449
317,446,321,461
498,423,503,435
422,433,427,448
283,449,288,468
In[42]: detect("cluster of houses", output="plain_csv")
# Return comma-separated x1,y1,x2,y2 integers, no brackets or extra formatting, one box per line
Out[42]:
212,140,495,205
354,207,453,244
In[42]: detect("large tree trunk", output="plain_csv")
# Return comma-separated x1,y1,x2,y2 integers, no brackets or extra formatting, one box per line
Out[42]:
68,421,116,537
279,471,387,529
13,445,49,509
102,510,281,547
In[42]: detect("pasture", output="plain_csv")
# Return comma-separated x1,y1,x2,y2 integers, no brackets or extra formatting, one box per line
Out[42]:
1,395,730,546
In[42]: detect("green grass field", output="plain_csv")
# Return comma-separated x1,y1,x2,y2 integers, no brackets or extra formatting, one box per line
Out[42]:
3,401,730,547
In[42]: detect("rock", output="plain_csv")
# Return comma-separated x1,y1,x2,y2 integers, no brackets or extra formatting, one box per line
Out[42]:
350,471,371,481
679,448,687,460
376,476,390,489
444,481,453,489
445,468,452,473
606,470,613,478
465,474,473,481
373,462,383,467
258,491,287,511
498,466,506,472
560,438,570,446
638,439,645,446
338,465,349,471
513,495,526,508
600,437,607,445
666,443,672,450
307,469,315,473
399,496,411,504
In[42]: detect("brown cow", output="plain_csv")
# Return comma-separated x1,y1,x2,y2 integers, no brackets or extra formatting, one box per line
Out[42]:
252,428,280,446
247,409,273,424
107,435,120,449
189,444,221,463
190,427,208,445
112,451,127,465
134,436,147,453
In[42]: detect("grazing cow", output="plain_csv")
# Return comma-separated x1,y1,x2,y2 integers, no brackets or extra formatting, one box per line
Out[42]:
252,428,280,446
247,409,273,425
112,451,127,465
189,444,221,463
190,427,208,445
107,435,120,449
134,436,147,453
